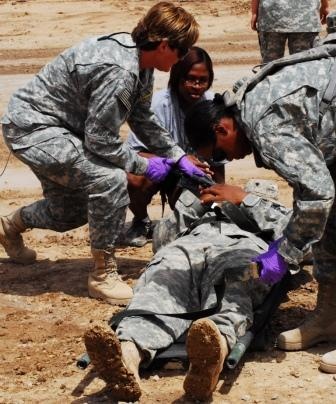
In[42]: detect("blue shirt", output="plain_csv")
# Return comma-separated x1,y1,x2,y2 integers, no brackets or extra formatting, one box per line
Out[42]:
127,88,214,154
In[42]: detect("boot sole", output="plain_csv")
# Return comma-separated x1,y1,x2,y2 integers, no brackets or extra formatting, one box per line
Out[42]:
8,255,36,265
84,325,141,401
319,360,336,374
0,234,36,265
277,335,336,351
183,319,226,401
88,290,131,306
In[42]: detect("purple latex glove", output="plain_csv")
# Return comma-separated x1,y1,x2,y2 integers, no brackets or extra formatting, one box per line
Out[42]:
252,238,288,285
177,155,205,177
145,157,175,183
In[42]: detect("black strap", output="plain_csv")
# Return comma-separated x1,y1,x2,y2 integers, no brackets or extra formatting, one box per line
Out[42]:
97,32,137,48
160,189,167,218
320,61,336,118
109,284,225,329
220,202,261,235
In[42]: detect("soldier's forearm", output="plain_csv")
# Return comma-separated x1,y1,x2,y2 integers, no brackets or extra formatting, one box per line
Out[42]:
251,0,259,14
321,0,329,9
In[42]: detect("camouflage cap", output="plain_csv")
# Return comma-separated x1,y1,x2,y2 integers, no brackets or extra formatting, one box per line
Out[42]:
244,179,279,200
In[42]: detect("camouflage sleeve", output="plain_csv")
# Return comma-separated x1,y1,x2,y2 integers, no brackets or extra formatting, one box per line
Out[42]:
84,66,148,175
127,75,185,161
153,189,291,253
126,90,170,152
152,190,209,253
252,91,335,266
239,193,292,240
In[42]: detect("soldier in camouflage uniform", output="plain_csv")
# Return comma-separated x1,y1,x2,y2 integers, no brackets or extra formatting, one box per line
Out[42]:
0,2,203,305
251,0,329,63
84,181,291,402
181,39,336,374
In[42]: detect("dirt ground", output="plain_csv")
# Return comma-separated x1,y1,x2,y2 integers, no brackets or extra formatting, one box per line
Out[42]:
1,1,336,403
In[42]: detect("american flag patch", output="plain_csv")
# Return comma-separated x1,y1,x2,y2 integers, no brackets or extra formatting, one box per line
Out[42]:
117,87,132,111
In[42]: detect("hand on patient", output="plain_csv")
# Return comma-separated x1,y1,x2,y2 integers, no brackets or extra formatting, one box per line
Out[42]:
177,155,210,177
252,238,288,285
200,183,247,205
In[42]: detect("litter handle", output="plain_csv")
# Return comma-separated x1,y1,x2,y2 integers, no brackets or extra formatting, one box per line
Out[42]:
76,353,91,369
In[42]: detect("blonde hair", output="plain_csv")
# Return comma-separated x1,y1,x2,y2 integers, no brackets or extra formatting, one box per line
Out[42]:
132,1,199,51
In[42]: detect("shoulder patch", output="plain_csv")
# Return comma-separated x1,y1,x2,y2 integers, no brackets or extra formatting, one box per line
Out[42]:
117,87,132,111
139,89,153,103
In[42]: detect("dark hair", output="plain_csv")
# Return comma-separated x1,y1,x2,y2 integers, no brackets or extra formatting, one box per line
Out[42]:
184,93,236,149
168,46,214,93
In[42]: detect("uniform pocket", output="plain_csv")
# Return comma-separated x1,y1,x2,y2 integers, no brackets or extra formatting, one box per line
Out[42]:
179,190,198,207
15,135,82,172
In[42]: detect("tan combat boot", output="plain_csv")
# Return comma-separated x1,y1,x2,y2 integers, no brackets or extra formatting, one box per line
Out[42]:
277,282,336,351
0,208,36,264
320,349,336,373
84,324,142,401
183,318,229,401
88,248,133,306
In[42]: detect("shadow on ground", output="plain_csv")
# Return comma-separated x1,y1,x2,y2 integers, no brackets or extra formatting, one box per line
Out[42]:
0,256,147,298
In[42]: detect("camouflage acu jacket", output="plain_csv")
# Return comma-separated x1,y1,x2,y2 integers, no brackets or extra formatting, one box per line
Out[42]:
1,33,184,174
235,44,336,266
153,189,291,255
258,0,322,33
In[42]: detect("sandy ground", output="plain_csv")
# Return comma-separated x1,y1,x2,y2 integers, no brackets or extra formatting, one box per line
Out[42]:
1,1,336,403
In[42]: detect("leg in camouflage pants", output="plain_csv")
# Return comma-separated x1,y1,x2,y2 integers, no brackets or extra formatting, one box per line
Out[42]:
116,225,271,364
5,127,129,250
1,124,138,304
258,31,319,63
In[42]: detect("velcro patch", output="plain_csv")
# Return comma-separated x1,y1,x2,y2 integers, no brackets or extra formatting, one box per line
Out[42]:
139,89,153,103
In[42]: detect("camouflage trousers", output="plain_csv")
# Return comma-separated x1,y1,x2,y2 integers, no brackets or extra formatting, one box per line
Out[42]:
2,124,129,250
258,31,319,63
116,223,270,363
313,164,336,283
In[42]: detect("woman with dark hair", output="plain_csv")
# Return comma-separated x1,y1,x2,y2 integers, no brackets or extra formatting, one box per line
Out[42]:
125,46,222,247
